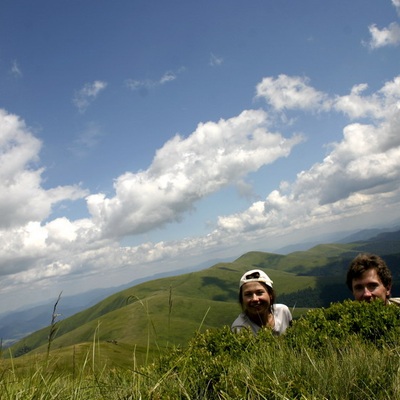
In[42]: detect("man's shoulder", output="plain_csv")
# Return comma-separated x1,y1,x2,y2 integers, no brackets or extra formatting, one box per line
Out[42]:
388,297,400,306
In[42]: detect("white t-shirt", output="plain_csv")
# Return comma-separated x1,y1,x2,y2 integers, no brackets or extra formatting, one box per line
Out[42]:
231,304,292,335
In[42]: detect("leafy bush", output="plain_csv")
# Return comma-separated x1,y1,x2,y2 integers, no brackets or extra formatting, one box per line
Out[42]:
286,299,400,350
3,300,400,399
152,326,273,398
144,300,400,399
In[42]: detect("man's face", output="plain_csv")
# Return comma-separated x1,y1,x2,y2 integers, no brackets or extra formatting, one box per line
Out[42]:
351,268,391,303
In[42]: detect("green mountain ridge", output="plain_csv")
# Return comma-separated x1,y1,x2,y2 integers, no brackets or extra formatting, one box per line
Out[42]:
8,232,400,367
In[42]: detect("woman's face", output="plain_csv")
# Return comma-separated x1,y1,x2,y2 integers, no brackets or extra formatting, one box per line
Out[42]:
241,281,271,317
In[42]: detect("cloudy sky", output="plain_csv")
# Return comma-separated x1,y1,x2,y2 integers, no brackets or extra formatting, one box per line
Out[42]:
1,0,400,313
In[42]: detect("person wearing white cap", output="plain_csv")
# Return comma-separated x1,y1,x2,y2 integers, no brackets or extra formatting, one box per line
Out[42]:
231,269,292,335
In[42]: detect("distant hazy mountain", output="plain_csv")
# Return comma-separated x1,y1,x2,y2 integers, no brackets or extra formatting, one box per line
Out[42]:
0,257,230,346
3,228,399,349
7,230,399,366
0,286,121,346
335,226,400,244
7,228,400,362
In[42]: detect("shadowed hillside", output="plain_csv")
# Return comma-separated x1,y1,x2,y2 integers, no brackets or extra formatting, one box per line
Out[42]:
7,230,400,367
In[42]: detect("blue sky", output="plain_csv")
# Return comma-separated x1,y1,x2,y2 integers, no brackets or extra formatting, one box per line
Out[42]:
1,0,400,312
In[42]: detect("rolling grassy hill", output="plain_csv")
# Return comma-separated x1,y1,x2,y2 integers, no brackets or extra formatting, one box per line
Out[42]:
6,231,400,368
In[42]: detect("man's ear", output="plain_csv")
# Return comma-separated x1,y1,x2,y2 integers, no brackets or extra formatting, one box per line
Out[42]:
386,284,392,297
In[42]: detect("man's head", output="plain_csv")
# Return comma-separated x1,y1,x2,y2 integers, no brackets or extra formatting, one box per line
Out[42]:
346,253,392,303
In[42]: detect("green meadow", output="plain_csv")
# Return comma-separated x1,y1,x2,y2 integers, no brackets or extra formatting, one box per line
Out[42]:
1,233,400,398
1,301,399,399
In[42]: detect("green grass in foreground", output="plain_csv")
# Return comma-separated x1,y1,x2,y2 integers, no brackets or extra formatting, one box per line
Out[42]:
0,300,399,399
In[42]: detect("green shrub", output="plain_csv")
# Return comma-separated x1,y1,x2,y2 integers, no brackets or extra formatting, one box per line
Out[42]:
144,300,400,399
285,299,400,350
3,301,400,399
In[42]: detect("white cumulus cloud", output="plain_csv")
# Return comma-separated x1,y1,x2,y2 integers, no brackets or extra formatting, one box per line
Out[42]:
216,75,400,241
86,109,303,238
392,0,400,15
1,73,400,309
363,1,400,49
366,22,400,49
0,110,87,229
255,74,330,111
0,102,303,296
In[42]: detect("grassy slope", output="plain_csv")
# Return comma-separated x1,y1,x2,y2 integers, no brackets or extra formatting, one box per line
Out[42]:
7,236,400,367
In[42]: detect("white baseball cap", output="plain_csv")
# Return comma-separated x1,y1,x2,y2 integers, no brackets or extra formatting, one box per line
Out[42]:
239,269,273,289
